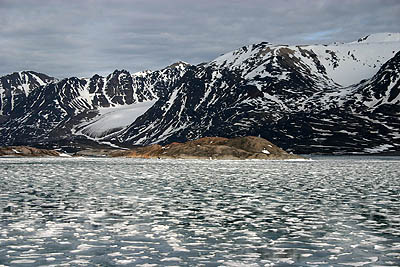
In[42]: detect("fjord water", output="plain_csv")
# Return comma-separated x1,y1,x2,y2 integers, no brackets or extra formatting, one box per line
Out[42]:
0,157,399,266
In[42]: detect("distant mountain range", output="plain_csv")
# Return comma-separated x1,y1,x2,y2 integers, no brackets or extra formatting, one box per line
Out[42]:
1,32,400,154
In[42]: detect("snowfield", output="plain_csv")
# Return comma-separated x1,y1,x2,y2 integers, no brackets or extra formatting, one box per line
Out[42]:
75,101,156,138
211,32,400,87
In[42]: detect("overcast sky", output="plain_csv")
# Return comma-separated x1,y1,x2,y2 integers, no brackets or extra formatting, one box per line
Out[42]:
0,0,399,78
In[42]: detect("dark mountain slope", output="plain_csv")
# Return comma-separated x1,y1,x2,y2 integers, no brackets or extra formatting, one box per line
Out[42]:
119,50,400,154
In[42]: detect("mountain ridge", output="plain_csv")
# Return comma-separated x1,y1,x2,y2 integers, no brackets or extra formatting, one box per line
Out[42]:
1,33,400,154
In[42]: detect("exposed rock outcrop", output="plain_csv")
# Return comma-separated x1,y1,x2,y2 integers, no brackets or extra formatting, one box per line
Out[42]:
0,146,60,157
0,137,303,159
123,136,303,160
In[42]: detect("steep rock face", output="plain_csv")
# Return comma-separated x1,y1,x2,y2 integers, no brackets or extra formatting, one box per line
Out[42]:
350,51,400,110
131,61,190,100
0,71,56,121
258,52,400,154
0,78,90,145
119,65,252,144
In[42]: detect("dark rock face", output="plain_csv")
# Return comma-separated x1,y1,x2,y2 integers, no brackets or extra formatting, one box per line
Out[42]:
0,71,56,117
118,44,343,146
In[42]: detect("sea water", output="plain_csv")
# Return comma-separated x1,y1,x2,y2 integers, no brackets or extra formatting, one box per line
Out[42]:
0,157,399,266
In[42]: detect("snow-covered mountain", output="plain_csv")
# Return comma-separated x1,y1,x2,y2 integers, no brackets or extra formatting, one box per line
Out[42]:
0,62,189,146
117,33,400,153
1,33,400,154
0,71,56,120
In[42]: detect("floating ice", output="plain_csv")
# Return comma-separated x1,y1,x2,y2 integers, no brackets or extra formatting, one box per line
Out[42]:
0,156,399,265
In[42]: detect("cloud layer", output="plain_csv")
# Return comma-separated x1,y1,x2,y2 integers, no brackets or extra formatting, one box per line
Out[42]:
1,0,399,78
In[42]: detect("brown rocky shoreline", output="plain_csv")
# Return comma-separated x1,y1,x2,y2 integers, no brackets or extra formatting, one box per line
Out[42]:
116,136,303,160
0,146,61,157
1,136,303,160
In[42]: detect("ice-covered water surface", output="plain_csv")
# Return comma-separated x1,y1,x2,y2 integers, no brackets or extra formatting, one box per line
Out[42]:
0,157,399,266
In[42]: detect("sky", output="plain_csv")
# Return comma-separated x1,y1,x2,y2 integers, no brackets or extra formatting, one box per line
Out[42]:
0,0,399,78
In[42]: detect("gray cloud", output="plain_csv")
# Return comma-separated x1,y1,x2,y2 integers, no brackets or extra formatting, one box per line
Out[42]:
0,0,399,78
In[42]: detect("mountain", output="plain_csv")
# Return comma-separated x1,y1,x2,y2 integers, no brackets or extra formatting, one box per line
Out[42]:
1,33,399,154
118,33,400,154
0,62,189,146
0,71,56,122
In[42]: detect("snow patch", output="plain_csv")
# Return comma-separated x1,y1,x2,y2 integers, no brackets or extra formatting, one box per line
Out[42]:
364,144,394,153
262,149,270,154
76,101,156,138
58,153,72,157
99,141,128,149
132,70,152,78
351,32,400,44
310,41,400,86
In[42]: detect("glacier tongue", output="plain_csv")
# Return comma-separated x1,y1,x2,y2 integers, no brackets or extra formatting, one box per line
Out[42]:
75,100,156,139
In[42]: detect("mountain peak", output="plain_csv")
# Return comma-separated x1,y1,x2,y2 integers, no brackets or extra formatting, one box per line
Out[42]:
1,70,54,80
111,69,130,75
354,32,400,44
166,61,190,70
132,70,152,77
